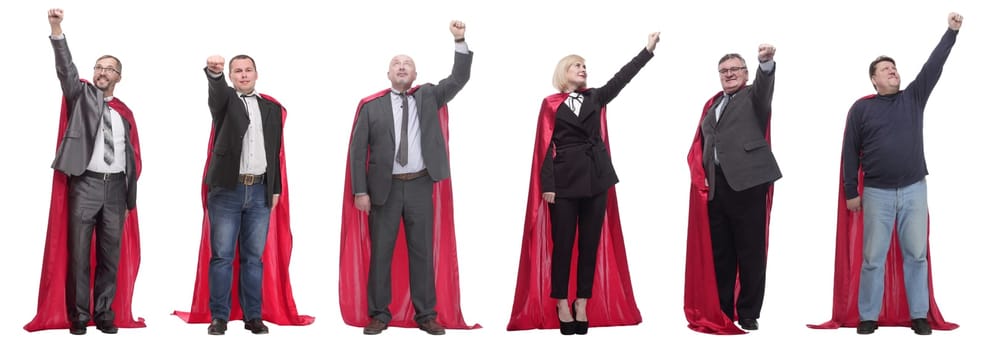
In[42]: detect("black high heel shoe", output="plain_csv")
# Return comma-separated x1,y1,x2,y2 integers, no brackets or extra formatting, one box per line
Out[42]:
573,301,588,335
557,304,576,335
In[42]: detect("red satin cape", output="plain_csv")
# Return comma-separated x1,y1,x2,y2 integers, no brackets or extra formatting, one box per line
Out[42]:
338,88,478,329
25,95,145,331
507,92,641,331
807,95,956,331
173,94,313,325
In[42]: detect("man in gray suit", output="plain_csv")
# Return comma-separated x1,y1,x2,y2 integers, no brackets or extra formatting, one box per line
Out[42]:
47,8,139,335
700,44,780,331
349,20,472,336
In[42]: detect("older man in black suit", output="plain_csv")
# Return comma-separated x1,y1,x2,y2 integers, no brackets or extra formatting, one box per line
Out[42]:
701,44,780,331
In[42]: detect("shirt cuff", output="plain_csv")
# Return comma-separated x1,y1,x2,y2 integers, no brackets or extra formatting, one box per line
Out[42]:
759,60,775,73
50,33,65,40
454,41,469,54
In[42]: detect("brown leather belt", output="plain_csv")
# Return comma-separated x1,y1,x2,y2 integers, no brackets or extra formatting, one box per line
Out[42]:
238,173,265,185
392,169,428,181
83,170,125,181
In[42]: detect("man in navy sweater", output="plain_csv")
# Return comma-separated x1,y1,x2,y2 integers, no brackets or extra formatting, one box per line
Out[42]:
843,12,963,336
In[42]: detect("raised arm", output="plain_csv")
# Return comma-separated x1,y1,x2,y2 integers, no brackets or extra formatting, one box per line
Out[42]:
595,32,659,106
434,20,473,105
204,55,231,120
750,44,776,125
906,12,962,109
48,8,84,100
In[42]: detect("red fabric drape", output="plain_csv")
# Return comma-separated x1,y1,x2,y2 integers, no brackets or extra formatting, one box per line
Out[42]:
173,94,313,325
25,95,145,331
338,88,479,329
683,92,773,335
807,95,956,331
507,93,641,331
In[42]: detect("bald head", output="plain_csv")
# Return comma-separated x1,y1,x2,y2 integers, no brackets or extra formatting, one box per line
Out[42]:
387,54,417,92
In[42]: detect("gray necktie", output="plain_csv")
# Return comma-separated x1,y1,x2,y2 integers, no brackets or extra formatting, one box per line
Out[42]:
102,102,114,165
715,93,730,122
396,92,409,166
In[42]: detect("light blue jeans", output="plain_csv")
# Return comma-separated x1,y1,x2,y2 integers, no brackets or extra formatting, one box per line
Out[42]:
858,179,929,321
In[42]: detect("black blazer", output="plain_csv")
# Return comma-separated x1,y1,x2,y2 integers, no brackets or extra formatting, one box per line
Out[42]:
204,68,283,207
350,50,473,206
541,48,653,198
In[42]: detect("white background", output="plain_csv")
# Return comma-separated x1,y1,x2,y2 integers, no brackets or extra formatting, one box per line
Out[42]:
0,1,982,349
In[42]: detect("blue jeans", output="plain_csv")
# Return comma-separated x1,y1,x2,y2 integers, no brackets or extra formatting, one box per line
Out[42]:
207,183,270,321
859,179,929,321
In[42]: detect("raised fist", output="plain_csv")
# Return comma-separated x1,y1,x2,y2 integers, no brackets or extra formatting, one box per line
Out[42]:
48,8,64,25
207,55,225,74
449,20,466,40
758,44,776,63
948,12,963,30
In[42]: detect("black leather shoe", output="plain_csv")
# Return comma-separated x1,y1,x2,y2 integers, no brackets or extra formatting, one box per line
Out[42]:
738,318,759,331
856,320,878,335
95,321,118,334
244,319,269,334
69,321,87,335
207,319,227,335
911,318,932,335
363,318,388,335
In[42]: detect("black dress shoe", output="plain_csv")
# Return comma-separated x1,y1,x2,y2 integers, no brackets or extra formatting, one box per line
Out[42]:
69,321,87,335
244,319,269,334
856,320,878,335
95,321,118,334
557,304,576,335
911,318,932,335
738,318,759,331
363,318,387,335
573,301,589,335
208,318,228,335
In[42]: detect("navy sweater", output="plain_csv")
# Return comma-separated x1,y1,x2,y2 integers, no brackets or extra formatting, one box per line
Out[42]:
843,29,958,199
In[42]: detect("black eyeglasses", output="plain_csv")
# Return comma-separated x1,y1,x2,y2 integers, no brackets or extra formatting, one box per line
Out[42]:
718,66,747,75
93,65,120,74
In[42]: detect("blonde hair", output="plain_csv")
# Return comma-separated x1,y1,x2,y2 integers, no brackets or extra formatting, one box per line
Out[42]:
553,54,585,92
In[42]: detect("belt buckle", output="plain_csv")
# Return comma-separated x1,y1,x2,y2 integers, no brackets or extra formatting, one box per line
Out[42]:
242,174,255,186
102,172,111,181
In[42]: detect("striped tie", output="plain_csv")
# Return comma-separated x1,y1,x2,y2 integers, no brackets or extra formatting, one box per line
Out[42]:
102,102,114,165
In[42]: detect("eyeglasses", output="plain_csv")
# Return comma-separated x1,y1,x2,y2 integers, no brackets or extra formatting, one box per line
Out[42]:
93,65,120,74
718,66,747,75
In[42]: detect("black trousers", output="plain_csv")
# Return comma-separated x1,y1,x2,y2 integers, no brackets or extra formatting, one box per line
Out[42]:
367,175,437,324
708,166,769,320
549,191,607,299
67,173,127,323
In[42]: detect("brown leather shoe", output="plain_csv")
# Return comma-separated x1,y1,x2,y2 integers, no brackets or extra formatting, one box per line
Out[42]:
363,318,388,335
418,319,446,335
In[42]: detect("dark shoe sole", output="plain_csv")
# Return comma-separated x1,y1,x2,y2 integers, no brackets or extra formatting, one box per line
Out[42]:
419,328,446,335
70,329,87,335
97,327,118,334
363,326,387,335
246,327,269,335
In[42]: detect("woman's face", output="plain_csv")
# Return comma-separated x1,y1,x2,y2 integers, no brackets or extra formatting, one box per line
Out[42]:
565,61,587,91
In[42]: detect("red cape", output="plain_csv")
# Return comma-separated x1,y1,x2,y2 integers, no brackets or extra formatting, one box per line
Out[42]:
683,92,773,335
339,88,479,329
807,95,956,331
173,94,314,325
25,95,145,331
507,93,641,331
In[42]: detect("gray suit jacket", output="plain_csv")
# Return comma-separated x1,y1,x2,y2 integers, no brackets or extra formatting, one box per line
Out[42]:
701,64,781,200
50,37,138,209
350,50,473,206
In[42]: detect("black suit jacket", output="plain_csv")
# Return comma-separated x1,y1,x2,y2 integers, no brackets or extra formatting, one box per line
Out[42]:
350,50,473,206
701,64,781,200
541,48,653,198
50,37,138,209
204,68,283,207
